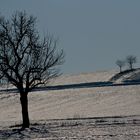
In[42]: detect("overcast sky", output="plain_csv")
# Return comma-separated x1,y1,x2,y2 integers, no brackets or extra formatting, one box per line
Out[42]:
1,0,140,74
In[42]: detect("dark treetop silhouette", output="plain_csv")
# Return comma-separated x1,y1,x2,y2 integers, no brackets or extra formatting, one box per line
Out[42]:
0,11,64,129
126,55,137,70
116,60,125,73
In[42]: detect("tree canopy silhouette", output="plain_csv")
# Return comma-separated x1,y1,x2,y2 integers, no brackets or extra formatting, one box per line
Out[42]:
126,55,137,70
0,11,64,129
116,60,125,73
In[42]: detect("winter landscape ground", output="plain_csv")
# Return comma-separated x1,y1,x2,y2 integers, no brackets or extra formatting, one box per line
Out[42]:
0,70,140,139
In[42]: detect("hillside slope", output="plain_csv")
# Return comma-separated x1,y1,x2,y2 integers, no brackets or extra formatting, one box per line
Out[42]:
0,70,140,128
110,68,140,83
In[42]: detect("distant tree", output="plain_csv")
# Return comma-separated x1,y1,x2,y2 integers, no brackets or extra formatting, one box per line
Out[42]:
126,55,137,70
0,11,64,129
116,60,125,72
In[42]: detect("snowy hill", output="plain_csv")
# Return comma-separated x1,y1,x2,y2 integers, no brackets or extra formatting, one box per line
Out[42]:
0,70,140,126
110,68,140,84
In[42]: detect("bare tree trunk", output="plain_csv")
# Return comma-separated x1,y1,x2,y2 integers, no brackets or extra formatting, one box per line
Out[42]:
20,93,30,129
119,67,122,73
130,64,133,70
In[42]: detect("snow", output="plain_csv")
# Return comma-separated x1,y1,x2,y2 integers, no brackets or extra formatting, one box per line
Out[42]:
0,70,140,139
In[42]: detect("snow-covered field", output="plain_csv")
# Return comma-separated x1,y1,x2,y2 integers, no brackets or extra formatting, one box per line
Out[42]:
0,70,140,139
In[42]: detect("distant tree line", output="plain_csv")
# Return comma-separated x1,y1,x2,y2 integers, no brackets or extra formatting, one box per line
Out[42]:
116,55,137,73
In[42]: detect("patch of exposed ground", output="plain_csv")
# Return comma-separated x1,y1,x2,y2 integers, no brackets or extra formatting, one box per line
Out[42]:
0,116,140,140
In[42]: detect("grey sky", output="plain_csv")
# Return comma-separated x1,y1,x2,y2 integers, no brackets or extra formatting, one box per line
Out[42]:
1,0,140,74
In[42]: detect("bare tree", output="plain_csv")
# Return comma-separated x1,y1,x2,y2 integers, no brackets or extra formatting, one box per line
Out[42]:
0,11,64,129
116,60,125,72
126,55,137,70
